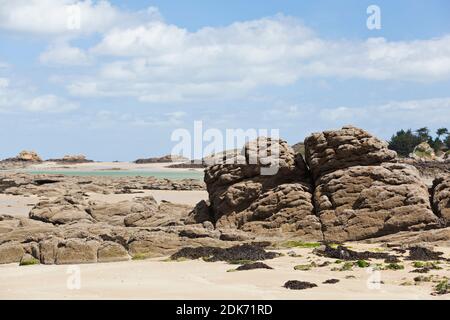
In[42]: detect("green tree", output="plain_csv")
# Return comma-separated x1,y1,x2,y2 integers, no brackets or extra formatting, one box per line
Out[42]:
388,129,421,157
445,135,450,150
436,128,448,140
415,127,431,142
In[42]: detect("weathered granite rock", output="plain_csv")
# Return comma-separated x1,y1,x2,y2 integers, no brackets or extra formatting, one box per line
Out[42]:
304,126,441,242
185,200,213,224
304,125,397,179
88,196,159,226
432,176,450,224
0,173,205,197
0,241,25,264
125,201,192,227
30,195,93,224
411,142,436,161
365,226,450,245
127,229,225,258
52,238,100,264
97,241,130,263
194,137,321,239
314,163,440,241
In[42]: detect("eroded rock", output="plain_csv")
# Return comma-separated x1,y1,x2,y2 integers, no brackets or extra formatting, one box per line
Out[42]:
314,163,439,241
432,176,450,224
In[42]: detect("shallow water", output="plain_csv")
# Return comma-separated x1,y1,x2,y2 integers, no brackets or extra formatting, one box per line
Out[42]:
25,170,204,180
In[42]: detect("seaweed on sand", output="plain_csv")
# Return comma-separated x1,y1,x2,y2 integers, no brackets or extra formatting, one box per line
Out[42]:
170,244,279,262
283,280,317,290
406,247,446,261
314,245,399,261
235,262,273,271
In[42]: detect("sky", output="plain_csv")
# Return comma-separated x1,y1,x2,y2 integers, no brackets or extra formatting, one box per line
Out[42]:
0,0,450,161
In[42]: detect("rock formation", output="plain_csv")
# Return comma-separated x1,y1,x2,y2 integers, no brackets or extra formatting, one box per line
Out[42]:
411,142,437,161
432,176,450,225
47,154,93,163
189,137,322,240
134,154,188,164
1,125,450,266
305,126,440,242
2,150,42,163
304,126,397,179
190,125,444,243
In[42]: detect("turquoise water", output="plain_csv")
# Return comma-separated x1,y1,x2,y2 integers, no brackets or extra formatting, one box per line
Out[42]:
26,170,204,180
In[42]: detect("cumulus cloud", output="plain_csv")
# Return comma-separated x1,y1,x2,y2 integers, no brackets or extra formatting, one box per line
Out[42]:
40,42,91,66
319,97,450,130
0,0,160,35
24,94,78,112
0,77,78,113
2,3,450,104
62,14,450,102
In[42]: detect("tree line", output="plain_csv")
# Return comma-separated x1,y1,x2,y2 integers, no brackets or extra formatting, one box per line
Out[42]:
388,127,450,157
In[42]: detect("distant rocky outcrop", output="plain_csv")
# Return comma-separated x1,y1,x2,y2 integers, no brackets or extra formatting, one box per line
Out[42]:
166,149,241,169
411,142,437,161
291,142,305,156
2,150,42,163
134,154,188,164
47,154,93,164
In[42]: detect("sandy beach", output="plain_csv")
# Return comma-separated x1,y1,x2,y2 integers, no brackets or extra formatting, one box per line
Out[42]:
1,244,449,300
1,158,449,300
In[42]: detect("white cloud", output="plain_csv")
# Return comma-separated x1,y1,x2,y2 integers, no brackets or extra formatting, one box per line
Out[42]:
40,42,91,66
0,0,160,35
0,77,9,88
319,97,450,128
0,77,78,113
25,94,78,112
2,3,450,104
61,14,450,102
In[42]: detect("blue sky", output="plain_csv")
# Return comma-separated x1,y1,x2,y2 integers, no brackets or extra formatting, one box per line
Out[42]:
0,0,450,160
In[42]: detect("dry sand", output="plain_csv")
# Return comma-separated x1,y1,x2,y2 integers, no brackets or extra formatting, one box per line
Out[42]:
1,245,449,300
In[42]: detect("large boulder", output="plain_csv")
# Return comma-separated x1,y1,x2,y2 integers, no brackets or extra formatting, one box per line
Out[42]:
314,163,440,241
97,241,130,263
411,142,436,161
304,125,396,179
29,196,93,224
88,196,159,226
305,126,440,242
0,242,25,264
40,237,104,265
193,137,322,239
432,176,450,225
